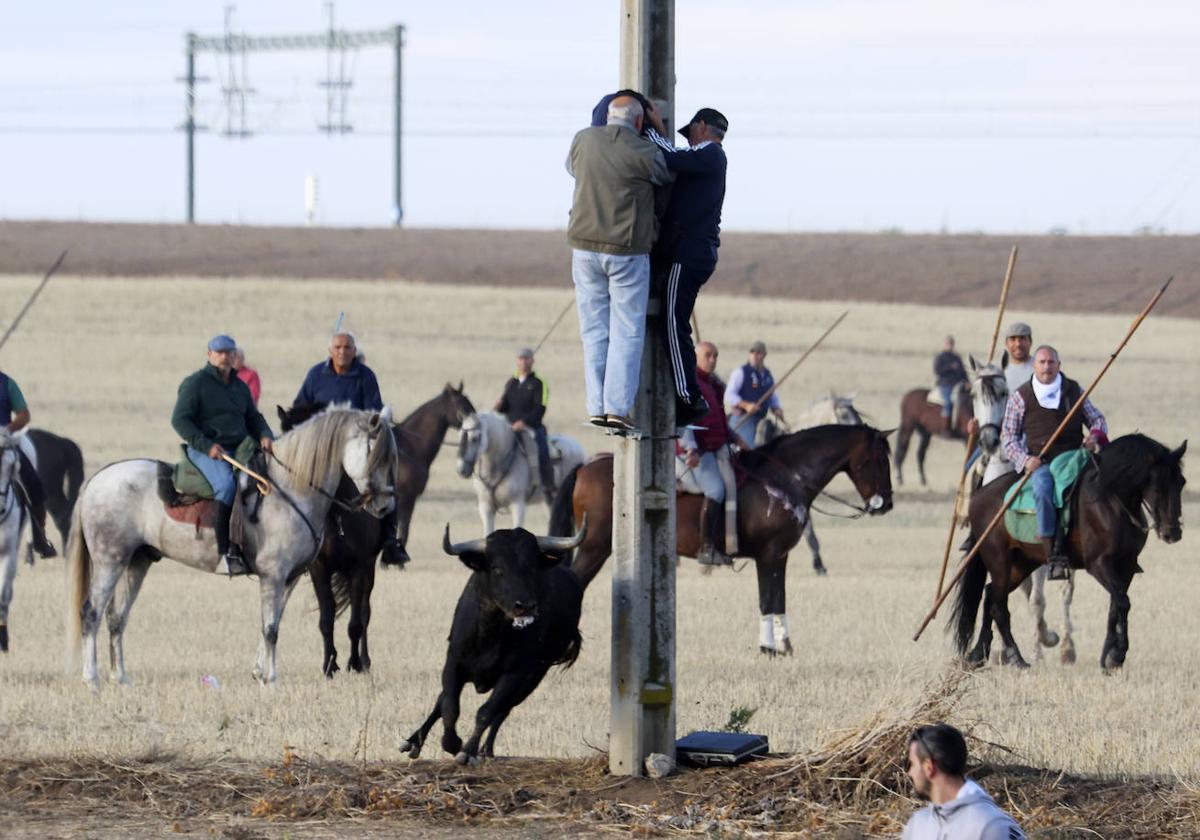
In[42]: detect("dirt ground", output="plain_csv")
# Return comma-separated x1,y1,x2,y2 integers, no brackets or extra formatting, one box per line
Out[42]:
1,219,1197,316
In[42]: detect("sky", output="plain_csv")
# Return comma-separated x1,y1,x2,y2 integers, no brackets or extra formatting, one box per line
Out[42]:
2,1,1199,234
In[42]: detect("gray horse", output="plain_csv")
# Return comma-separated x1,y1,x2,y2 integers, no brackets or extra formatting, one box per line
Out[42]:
65,406,397,690
0,433,26,652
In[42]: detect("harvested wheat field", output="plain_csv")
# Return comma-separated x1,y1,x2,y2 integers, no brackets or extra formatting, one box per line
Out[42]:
0,272,1197,837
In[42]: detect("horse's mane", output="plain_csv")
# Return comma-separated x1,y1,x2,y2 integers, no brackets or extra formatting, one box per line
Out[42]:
275,405,395,488
759,423,879,454
1094,433,1173,495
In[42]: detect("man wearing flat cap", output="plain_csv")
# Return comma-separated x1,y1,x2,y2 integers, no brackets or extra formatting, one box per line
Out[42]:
494,347,556,504
172,334,274,576
1001,322,1034,393
646,107,730,426
725,339,784,448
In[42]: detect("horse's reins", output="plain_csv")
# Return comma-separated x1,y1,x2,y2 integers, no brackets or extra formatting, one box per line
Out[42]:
267,450,382,515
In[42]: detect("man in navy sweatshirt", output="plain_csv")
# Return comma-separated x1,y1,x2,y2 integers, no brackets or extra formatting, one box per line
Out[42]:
647,108,729,426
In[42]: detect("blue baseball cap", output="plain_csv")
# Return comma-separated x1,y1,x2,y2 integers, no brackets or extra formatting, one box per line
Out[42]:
207,334,236,352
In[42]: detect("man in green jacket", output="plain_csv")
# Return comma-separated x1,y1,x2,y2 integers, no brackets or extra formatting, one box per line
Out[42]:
567,93,673,432
171,334,274,575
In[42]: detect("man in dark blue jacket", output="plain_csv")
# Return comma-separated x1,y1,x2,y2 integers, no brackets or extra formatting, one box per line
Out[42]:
647,108,729,426
294,331,405,565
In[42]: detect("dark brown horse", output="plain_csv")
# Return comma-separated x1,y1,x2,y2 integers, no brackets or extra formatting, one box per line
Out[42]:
549,425,894,655
279,383,475,676
894,385,973,486
23,428,84,565
951,434,1186,671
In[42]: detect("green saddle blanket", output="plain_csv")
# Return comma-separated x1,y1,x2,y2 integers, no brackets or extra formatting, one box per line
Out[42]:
1003,449,1089,544
173,437,259,500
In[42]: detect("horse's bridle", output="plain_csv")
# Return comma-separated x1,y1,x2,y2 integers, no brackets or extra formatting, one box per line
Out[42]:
746,432,890,520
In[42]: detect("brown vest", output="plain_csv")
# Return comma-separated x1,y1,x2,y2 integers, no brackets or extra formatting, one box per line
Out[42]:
1016,376,1084,462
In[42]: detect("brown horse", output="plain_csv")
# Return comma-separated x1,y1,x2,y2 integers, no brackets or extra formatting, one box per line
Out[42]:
279,383,475,676
549,425,895,655
950,433,1186,671
894,385,973,486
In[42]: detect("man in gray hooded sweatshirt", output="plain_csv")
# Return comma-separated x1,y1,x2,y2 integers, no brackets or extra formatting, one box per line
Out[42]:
903,724,1025,840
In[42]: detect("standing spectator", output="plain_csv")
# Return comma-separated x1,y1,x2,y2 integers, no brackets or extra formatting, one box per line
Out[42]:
567,94,673,433
646,107,730,426
725,340,785,449
903,723,1026,839
934,336,968,437
233,347,262,406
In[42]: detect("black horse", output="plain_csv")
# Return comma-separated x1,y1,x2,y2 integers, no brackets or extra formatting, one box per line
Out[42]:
279,383,475,676
24,429,85,565
550,425,895,655
951,434,1186,671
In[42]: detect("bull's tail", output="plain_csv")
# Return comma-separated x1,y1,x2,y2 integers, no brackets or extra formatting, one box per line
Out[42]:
64,501,90,676
948,539,987,656
549,465,580,539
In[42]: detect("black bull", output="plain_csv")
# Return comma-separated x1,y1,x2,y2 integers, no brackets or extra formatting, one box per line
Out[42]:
400,520,587,765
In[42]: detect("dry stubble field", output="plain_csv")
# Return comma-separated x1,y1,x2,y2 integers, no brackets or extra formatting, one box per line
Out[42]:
0,273,1197,793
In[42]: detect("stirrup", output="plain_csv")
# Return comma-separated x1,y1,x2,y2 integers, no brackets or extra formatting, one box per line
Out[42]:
215,551,251,577
1047,559,1071,581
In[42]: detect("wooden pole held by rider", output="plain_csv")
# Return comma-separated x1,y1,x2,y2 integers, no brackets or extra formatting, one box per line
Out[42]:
729,310,849,435
532,296,576,355
0,250,67,355
913,276,1173,642
931,246,1018,605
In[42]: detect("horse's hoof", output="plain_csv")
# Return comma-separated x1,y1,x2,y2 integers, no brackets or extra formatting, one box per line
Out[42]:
1002,649,1030,669
0,625,8,652
454,751,471,766
758,645,776,658
813,565,828,577
1040,629,1060,648
1102,651,1125,671
1061,645,1077,666
779,638,794,656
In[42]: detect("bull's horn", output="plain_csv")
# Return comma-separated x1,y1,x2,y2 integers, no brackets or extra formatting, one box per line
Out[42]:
535,513,589,552
443,524,488,556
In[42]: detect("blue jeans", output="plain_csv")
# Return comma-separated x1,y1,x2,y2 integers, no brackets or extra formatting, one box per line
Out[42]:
572,249,651,418
1031,463,1056,538
186,446,236,504
938,384,954,418
733,413,760,449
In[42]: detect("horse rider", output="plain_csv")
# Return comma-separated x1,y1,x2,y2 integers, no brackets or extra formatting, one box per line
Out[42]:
171,335,275,576
294,329,406,566
494,347,557,505
1001,345,1107,580
933,335,968,437
966,321,1036,461
0,368,57,557
677,341,738,566
725,340,785,449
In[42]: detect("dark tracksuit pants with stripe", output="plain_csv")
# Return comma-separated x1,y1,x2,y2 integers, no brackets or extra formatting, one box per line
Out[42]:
656,258,714,404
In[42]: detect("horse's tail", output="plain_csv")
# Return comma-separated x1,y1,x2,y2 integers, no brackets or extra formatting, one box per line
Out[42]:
64,500,90,677
62,438,85,513
330,569,352,619
549,465,580,538
948,539,987,656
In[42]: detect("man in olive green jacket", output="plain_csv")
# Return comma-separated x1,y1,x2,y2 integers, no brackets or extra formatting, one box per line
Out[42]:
566,94,673,432
171,334,274,575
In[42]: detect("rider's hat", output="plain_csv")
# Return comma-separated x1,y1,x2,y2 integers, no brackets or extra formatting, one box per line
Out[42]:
207,334,236,352
749,340,767,354
1006,321,1032,338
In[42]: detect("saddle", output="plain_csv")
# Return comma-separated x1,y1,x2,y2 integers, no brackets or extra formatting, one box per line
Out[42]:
1002,449,1089,544
156,460,260,541
927,381,968,426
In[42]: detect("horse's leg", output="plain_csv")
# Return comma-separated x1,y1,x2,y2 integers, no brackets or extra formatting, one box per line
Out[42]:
894,425,912,486
106,557,152,686
0,538,16,652
511,497,526,530
311,565,339,678
80,548,129,691
1060,572,1077,665
755,553,791,656
400,693,444,758
804,522,826,575
347,561,375,673
965,584,994,666
1091,561,1134,671
478,496,495,535
988,583,1030,668
255,576,299,686
1024,566,1057,662
915,430,932,487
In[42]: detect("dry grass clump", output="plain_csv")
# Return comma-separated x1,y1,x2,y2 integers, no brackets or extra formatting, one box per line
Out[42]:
8,670,1199,837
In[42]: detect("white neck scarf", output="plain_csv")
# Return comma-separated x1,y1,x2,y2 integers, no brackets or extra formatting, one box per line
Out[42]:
1031,372,1063,409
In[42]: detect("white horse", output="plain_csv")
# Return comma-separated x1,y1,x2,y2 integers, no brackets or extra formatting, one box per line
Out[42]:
65,406,397,690
0,432,27,653
760,393,865,575
966,358,1075,664
456,412,586,534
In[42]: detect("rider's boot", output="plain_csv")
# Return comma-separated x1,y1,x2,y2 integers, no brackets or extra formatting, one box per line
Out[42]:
1041,535,1070,581
539,460,557,507
29,500,57,558
697,498,732,566
214,502,250,576
379,511,410,568
939,414,954,439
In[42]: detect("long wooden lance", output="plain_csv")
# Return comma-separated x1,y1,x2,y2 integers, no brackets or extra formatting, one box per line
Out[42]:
913,276,1173,642
729,310,849,434
531,296,575,355
931,245,1019,605
0,250,67,354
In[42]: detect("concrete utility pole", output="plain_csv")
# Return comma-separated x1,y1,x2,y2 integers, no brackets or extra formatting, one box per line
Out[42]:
179,21,405,225
610,0,677,778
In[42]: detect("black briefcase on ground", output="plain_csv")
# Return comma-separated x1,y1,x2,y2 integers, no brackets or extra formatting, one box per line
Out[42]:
676,731,769,767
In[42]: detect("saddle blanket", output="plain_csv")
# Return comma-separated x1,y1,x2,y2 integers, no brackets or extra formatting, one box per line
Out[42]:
1003,449,1088,543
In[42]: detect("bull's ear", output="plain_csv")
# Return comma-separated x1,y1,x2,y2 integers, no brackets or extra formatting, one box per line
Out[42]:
456,551,489,572
969,354,979,373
